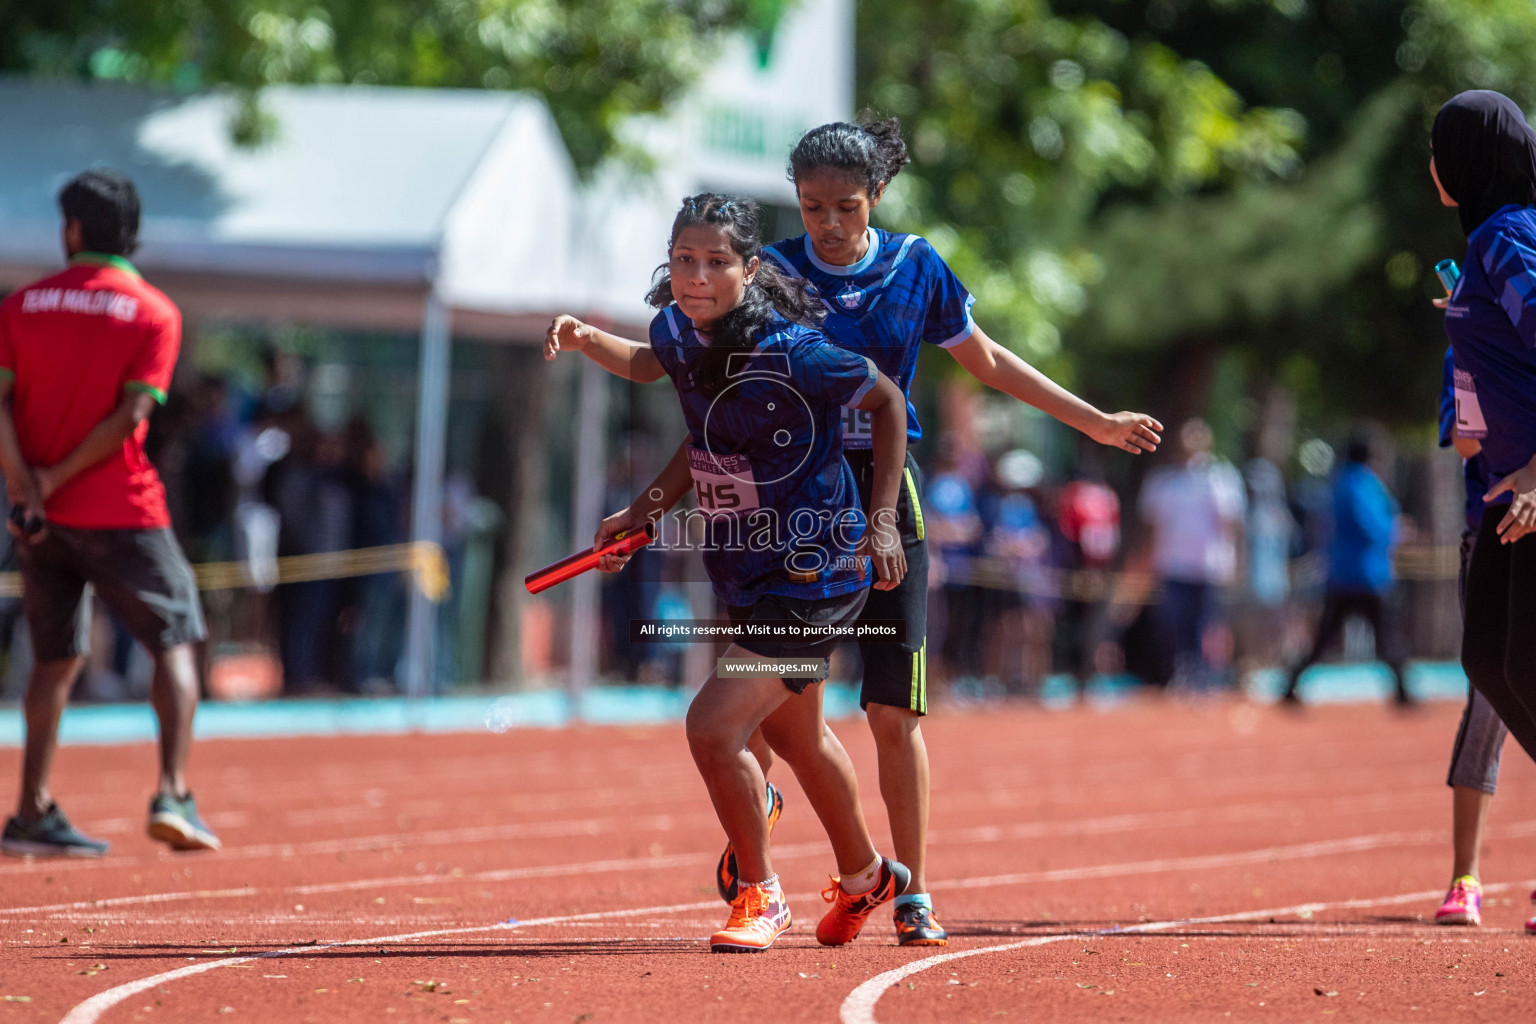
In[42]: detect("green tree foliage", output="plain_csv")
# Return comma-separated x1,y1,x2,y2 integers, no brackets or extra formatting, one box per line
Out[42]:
863,0,1536,429
1065,0,1536,428
860,0,1306,370
0,0,752,168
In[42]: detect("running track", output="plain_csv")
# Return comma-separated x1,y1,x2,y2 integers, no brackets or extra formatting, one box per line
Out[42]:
1,697,1532,1022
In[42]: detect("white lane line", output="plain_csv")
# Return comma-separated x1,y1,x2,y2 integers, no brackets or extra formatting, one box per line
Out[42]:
927,827,1437,891
1,846,809,918
19,817,1536,921
218,811,705,859
51,841,1536,1024
11,794,1507,917
56,898,722,1024
837,878,1536,1024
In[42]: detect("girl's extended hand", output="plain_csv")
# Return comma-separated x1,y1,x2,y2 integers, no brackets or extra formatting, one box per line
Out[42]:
1485,459,1536,544
544,315,591,362
1091,412,1163,454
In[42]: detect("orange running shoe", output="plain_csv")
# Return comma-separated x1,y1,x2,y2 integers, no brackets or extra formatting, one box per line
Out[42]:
711,878,793,953
815,857,911,946
717,781,784,903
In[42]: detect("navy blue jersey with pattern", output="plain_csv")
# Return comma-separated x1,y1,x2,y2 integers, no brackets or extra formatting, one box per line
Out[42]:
1445,204,1536,481
763,228,976,449
649,305,879,607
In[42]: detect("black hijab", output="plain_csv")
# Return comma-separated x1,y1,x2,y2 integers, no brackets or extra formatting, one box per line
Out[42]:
1432,90,1536,237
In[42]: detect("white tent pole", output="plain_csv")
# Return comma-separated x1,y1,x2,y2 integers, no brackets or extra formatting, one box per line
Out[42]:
567,356,609,706
405,291,452,700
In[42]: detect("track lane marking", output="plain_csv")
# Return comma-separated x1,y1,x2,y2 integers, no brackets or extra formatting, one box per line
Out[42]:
54,831,1536,1024
13,796,1517,918
837,878,1536,1024
18,817,1536,920
55,898,723,1024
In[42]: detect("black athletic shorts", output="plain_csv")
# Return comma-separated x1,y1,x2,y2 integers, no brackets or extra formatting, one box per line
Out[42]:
726,587,869,694
845,448,930,714
17,525,206,662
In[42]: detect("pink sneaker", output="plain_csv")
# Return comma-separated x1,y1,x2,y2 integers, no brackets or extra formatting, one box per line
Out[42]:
1435,875,1482,926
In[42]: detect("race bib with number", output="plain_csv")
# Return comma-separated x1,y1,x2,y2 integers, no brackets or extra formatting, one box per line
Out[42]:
1454,368,1489,440
687,446,761,513
841,406,874,449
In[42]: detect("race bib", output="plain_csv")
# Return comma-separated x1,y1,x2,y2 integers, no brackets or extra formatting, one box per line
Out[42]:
687,446,761,513
841,406,874,449
1454,368,1489,439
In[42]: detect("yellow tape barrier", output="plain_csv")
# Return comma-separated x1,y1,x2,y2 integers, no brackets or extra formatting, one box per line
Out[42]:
0,541,449,602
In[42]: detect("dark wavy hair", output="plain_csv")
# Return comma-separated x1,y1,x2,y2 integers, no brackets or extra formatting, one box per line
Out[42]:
646,193,824,397
788,110,910,196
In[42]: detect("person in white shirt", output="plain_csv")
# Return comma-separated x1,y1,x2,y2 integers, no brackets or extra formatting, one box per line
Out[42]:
1138,419,1246,691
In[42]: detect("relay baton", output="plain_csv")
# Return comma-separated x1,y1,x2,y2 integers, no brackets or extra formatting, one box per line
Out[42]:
1435,258,1461,296
524,521,656,594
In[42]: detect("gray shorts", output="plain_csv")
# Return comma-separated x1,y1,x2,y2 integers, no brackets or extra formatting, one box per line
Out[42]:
17,525,206,662
1449,528,1509,793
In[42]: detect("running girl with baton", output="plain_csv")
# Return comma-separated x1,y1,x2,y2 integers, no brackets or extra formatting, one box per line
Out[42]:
591,193,913,952
548,115,1162,945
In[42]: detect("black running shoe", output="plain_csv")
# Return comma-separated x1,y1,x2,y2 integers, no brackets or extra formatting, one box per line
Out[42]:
894,901,950,946
1,803,109,858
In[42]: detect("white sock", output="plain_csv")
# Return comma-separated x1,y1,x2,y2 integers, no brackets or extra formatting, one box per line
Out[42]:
841,856,883,895
743,874,781,892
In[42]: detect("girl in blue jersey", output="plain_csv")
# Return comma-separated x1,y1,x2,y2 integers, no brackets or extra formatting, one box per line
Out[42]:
548,115,1163,946
1431,90,1536,938
591,193,914,952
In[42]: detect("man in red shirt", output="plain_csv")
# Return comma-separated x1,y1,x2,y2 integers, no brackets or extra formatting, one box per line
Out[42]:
0,170,219,857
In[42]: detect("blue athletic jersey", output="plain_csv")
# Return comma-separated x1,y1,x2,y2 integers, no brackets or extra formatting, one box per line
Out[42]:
763,228,976,448
1445,205,1536,482
649,305,879,607
1439,346,1492,532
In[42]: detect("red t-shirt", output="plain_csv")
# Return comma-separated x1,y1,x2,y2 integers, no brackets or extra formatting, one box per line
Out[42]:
1057,480,1121,569
0,254,179,529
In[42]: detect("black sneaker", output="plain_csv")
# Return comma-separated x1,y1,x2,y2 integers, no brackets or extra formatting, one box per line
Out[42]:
1,804,109,858
894,900,950,947
147,792,221,852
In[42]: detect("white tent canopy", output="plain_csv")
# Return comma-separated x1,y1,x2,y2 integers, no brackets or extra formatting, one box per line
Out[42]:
0,77,594,337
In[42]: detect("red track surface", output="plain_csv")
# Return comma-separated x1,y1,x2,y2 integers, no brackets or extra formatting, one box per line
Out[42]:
1,697,1533,1023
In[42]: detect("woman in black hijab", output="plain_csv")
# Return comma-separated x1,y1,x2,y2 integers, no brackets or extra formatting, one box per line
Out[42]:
1434,91,1536,937
1432,90,1536,237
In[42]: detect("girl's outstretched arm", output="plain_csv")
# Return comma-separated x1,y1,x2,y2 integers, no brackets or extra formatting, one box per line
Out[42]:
592,438,693,571
544,315,666,383
852,369,908,590
946,326,1161,454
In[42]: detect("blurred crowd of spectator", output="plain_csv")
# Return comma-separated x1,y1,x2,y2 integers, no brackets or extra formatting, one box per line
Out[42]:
600,415,1417,701
145,351,412,696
